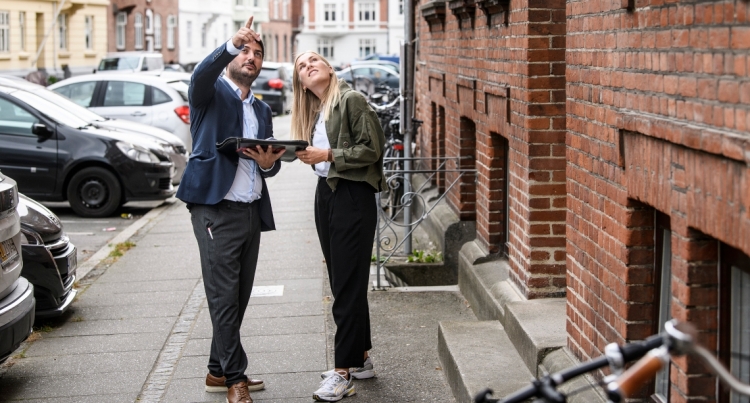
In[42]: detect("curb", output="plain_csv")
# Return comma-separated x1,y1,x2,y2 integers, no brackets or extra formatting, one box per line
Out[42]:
75,200,175,281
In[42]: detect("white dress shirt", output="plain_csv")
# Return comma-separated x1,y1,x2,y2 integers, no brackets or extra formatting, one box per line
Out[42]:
313,111,331,178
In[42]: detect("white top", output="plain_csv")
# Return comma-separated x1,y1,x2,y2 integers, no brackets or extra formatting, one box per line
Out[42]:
222,39,264,203
313,111,331,178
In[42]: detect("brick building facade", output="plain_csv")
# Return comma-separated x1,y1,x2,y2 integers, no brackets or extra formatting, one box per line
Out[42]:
107,0,178,64
414,0,750,401
261,0,293,62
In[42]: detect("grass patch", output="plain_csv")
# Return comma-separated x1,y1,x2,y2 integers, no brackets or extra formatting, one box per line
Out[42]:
108,241,136,258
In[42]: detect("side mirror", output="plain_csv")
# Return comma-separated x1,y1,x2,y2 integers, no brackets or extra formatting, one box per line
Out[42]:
32,123,52,137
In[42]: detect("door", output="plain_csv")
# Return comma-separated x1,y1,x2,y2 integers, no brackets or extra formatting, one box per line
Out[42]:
90,80,152,125
0,97,58,196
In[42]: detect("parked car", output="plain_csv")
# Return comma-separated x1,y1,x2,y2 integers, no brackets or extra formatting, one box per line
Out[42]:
336,64,400,95
0,76,187,185
0,82,175,217
18,193,77,321
252,62,292,115
97,52,165,73
350,59,399,74
0,171,35,363
360,53,400,64
47,73,192,149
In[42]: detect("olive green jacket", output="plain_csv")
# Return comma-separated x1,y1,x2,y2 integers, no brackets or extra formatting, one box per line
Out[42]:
317,79,387,192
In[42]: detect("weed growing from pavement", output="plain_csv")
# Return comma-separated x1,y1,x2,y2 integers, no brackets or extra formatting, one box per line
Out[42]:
71,316,84,322
36,325,54,333
108,241,136,258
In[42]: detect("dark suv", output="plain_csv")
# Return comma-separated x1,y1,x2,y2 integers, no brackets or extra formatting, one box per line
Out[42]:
0,171,35,363
252,62,291,116
0,82,175,217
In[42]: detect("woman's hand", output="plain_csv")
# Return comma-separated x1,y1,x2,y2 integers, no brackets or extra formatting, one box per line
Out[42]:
243,145,284,169
296,146,330,165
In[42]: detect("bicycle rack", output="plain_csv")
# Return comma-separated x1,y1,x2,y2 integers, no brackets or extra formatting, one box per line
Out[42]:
373,156,476,289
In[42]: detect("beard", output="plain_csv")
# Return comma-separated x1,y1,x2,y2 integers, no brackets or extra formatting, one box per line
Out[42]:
227,60,261,87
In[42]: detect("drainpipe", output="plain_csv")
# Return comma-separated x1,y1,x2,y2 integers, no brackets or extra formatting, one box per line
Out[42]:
400,0,415,254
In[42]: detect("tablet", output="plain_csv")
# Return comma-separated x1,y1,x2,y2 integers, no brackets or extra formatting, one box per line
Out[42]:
216,138,309,163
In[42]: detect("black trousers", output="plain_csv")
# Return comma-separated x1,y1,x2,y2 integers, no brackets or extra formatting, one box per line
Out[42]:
190,200,261,386
315,178,377,369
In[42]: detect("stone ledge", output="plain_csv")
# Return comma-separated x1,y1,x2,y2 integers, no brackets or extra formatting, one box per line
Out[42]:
438,321,533,403
505,299,567,376
539,348,607,403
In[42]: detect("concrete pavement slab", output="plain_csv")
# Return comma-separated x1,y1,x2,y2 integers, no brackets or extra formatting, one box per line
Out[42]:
0,394,137,403
63,303,186,320
0,371,147,400
172,348,325,379
182,333,326,356
191,313,324,339
2,350,159,377
161,371,322,402
22,332,166,357
72,289,193,307
42,316,176,338
83,278,199,294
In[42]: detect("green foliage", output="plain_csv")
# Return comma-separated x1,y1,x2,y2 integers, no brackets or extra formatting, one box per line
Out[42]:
407,249,443,263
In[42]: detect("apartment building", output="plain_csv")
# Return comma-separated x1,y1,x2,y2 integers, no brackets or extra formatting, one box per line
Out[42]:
179,0,233,70
107,0,178,64
260,0,292,62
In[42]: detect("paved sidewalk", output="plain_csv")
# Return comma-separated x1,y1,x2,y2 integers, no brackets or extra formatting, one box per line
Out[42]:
0,116,473,402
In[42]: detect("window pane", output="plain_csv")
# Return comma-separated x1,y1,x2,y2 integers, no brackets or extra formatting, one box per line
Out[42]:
103,81,147,106
731,265,750,403
61,82,97,107
0,98,38,136
152,87,172,105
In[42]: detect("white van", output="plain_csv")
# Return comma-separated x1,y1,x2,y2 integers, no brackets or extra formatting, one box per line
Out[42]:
97,52,165,73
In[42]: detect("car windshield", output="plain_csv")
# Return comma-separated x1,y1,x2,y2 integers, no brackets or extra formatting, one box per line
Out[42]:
10,91,92,128
31,88,107,122
99,57,140,71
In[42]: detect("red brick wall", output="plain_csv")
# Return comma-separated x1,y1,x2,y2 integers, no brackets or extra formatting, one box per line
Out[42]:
414,0,567,298
566,0,750,400
107,0,179,62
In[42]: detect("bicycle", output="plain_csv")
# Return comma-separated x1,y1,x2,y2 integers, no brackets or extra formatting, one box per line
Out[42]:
474,320,750,403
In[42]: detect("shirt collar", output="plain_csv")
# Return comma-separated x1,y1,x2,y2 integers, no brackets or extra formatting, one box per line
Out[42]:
222,75,255,104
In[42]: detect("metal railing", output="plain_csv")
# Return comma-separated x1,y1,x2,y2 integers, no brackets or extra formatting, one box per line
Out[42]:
373,155,476,289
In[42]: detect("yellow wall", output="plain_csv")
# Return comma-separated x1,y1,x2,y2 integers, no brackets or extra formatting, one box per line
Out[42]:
0,0,109,76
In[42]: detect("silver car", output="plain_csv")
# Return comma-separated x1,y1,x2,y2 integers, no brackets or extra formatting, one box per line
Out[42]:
2,77,188,184
48,73,192,150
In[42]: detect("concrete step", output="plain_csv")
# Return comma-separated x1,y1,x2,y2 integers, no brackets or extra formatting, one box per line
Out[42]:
438,321,534,403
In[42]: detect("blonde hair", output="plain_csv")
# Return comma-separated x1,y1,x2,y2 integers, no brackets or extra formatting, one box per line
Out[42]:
290,51,341,143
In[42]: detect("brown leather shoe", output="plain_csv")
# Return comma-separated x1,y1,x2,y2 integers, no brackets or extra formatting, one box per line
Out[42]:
227,381,253,403
206,373,265,392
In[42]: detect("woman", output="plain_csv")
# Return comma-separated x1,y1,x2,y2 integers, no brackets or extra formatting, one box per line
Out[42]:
292,51,386,402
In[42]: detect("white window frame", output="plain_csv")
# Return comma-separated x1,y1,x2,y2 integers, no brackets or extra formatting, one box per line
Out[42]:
399,0,404,15
357,2,376,22
283,0,288,20
116,12,126,50
236,0,243,6
154,14,162,49
358,38,375,58
274,0,279,19
57,14,68,51
145,9,153,35
317,38,333,59
134,12,143,50
186,21,193,49
84,15,93,50
19,12,25,51
323,3,336,22
167,15,175,49
0,11,8,53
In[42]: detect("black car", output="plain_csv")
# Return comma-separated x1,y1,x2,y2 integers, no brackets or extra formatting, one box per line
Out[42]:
17,193,77,321
0,82,175,217
252,62,291,115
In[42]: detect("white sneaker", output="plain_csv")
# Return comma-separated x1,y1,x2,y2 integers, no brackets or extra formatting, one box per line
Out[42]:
313,371,356,402
321,356,376,380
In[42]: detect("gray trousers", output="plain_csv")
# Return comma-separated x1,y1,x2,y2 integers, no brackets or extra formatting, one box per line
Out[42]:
189,200,261,386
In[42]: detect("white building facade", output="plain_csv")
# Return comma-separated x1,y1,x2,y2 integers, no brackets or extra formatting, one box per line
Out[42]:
295,0,391,67
386,0,403,55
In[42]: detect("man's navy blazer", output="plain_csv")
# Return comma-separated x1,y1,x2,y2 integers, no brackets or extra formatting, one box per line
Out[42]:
176,43,281,231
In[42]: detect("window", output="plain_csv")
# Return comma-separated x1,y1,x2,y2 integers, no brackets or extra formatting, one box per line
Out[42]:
201,23,207,48
84,16,93,50
283,0,288,19
359,38,375,58
58,14,68,51
720,244,750,403
54,82,97,107
116,12,126,50
186,21,192,48
358,3,376,21
224,23,228,42
152,87,172,105
145,9,153,34
317,38,333,59
236,0,243,6
167,15,176,49
653,213,672,402
0,98,38,137
19,12,25,51
254,0,258,7
324,4,336,21
103,81,147,106
0,11,8,53
274,0,279,19
154,14,162,49
399,0,403,14
134,13,143,49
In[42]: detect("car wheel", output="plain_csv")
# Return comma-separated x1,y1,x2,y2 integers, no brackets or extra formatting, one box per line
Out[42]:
66,167,122,218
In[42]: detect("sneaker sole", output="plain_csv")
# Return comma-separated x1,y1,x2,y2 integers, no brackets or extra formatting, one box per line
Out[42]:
351,369,375,379
208,383,265,393
313,387,356,402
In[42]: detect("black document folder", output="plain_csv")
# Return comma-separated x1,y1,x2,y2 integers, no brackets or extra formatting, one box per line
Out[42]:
216,138,309,163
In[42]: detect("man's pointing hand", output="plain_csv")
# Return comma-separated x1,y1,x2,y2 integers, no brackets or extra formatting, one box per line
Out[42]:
231,16,261,50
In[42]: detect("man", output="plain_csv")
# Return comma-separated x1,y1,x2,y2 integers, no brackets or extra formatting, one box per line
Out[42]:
176,16,284,403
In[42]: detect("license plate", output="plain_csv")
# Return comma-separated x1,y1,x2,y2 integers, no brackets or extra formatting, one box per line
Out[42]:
255,94,263,100
0,239,18,265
